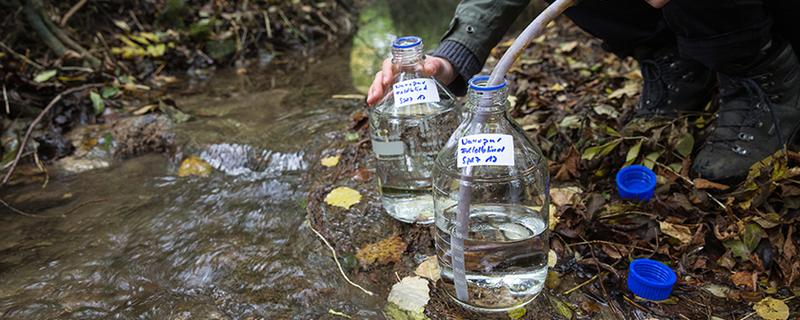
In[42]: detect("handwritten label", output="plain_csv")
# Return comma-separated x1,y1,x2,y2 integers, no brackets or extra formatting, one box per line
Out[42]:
372,141,405,156
457,134,514,168
392,78,440,107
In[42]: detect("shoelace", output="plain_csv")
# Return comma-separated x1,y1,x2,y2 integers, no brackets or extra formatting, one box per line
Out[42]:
709,75,784,153
639,56,680,113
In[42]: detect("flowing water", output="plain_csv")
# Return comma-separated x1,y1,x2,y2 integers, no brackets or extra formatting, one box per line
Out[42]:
0,1,545,319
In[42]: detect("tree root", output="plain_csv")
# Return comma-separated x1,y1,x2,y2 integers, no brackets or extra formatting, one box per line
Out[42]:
24,0,100,68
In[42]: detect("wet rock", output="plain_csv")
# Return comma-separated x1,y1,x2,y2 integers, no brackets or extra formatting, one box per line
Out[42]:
112,114,175,159
54,114,175,174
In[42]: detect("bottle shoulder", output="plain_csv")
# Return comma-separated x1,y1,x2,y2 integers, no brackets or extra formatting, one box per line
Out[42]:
435,118,548,178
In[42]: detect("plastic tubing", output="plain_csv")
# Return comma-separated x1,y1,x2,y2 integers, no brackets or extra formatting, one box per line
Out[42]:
451,0,577,302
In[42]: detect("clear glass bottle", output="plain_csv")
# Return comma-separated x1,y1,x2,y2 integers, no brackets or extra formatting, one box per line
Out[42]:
369,36,458,224
433,75,550,311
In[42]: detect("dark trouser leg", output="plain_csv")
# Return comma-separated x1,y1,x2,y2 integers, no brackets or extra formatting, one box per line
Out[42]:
661,0,773,72
768,0,800,57
561,0,674,57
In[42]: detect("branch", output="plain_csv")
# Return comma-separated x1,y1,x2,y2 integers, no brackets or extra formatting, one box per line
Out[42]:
23,0,67,56
1,83,102,186
59,0,87,26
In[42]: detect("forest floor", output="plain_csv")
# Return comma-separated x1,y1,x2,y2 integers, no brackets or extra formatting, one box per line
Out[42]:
307,17,800,320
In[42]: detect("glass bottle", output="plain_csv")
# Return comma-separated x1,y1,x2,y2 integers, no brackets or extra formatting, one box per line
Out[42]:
369,36,458,224
433,75,550,311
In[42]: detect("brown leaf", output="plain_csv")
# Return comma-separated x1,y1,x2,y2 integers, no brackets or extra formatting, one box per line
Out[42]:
355,236,407,269
694,178,730,191
784,226,797,261
550,186,582,207
659,221,693,245
730,271,756,290
554,147,580,181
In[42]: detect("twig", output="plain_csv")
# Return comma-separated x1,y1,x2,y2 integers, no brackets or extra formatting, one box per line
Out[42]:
3,84,9,114
562,273,602,296
0,41,44,69
60,0,88,26
328,309,352,319
261,10,272,38
656,161,727,210
1,83,102,186
0,198,47,218
568,239,657,253
305,219,374,296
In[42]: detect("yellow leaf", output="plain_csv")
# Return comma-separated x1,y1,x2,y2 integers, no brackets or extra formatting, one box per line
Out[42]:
608,81,640,99
507,307,527,320
320,156,340,167
753,297,789,320
414,256,440,282
324,187,361,209
177,156,213,177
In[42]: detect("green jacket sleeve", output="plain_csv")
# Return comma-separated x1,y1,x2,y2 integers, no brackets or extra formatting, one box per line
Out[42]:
432,0,531,95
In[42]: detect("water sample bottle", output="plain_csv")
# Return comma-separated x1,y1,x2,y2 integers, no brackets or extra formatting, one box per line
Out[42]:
369,36,458,224
433,75,550,311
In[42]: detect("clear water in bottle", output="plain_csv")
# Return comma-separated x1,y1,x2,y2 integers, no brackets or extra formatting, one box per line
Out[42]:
433,75,550,311
370,36,457,224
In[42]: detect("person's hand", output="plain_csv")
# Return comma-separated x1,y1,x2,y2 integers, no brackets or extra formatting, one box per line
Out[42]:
366,56,457,106
644,0,670,8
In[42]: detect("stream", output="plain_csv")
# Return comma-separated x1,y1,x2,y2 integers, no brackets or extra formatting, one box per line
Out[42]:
0,1,542,319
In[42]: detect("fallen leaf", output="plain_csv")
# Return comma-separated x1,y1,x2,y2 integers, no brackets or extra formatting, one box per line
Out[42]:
559,115,581,129
414,256,440,282
320,156,340,167
608,81,639,99
324,187,361,209
558,41,578,53
742,223,766,252
548,249,558,267
674,133,695,158
34,69,57,83
702,284,731,298
177,156,213,177
89,91,105,115
550,186,582,207
730,271,755,290
753,297,789,320
694,178,729,191
355,235,407,269
625,140,643,165
592,104,620,119
548,296,574,319
387,276,430,314
507,307,527,320
659,221,693,245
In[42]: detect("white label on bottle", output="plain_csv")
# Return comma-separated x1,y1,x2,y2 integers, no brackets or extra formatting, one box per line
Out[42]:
457,134,514,168
392,78,440,107
372,141,405,156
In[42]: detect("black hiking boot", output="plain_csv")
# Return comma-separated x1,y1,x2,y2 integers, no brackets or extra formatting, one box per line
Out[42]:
634,47,717,118
692,42,800,184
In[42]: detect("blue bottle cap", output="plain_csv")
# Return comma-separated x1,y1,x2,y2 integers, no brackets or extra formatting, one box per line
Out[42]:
392,36,422,49
627,258,677,301
616,165,656,201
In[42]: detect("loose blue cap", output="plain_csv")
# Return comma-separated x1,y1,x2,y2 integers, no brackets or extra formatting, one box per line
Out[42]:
392,36,422,49
616,165,656,201
468,75,507,91
627,258,677,301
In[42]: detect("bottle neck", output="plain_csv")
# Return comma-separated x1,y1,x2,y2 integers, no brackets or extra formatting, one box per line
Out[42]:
391,37,424,72
466,87,510,115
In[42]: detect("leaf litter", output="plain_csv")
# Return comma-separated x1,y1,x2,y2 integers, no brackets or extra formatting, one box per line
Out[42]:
306,16,800,319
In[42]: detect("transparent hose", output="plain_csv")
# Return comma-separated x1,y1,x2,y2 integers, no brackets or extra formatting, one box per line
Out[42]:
451,0,577,302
